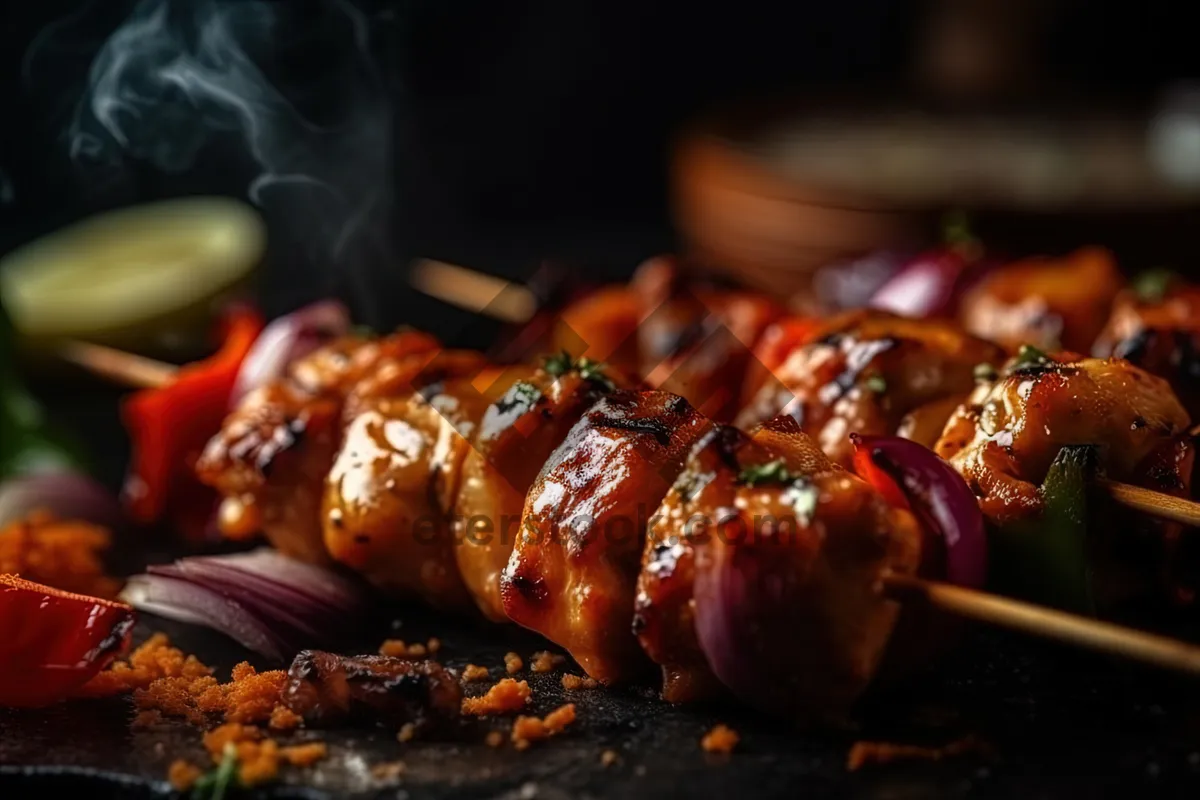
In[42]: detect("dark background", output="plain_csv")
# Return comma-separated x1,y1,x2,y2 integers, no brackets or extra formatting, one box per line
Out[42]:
2,0,1200,333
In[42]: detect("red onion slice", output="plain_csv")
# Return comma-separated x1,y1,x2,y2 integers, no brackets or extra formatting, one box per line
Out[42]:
851,434,988,589
229,299,351,407
868,249,996,319
0,472,125,529
121,549,369,661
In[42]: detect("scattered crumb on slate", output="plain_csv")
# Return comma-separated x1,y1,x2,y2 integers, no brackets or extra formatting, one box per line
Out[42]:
512,704,577,750
846,735,993,771
530,651,566,673
701,724,739,754
462,664,491,682
462,679,532,716
485,731,505,748
561,674,599,691
601,749,620,767
397,723,416,743
379,640,428,659
505,652,524,674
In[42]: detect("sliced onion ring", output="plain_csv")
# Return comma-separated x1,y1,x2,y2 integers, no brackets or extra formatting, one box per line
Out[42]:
868,249,995,319
120,548,369,661
0,472,125,529
850,434,988,589
229,299,351,406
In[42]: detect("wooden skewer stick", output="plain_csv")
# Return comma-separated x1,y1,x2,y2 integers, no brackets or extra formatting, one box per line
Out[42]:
884,574,1200,677
59,339,176,389
1100,478,1200,528
409,259,539,325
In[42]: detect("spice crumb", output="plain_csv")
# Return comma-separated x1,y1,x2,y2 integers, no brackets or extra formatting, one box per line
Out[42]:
485,730,505,748
462,679,532,716
427,637,442,654
371,761,407,782
168,759,203,791
0,511,123,599
280,742,328,767
512,703,577,748
846,736,992,771
530,651,566,673
701,724,739,754
504,652,524,674
601,749,620,767
380,639,428,659
561,674,599,691
268,704,303,731
397,723,417,743
461,664,490,682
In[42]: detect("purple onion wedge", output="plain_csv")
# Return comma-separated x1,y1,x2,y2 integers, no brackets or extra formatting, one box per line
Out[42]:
229,299,351,406
0,472,125,529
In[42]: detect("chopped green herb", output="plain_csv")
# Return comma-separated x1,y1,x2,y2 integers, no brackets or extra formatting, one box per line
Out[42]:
862,374,888,394
784,481,819,525
973,362,999,383
1011,344,1049,370
737,459,796,487
191,743,238,800
495,381,543,415
542,351,615,391
941,209,974,246
1132,268,1178,303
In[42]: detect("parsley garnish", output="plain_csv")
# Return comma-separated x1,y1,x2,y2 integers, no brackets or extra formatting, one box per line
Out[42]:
863,374,887,394
737,459,796,487
973,362,999,382
1013,344,1049,369
192,742,238,800
542,351,615,391
495,380,543,415
1132,268,1178,303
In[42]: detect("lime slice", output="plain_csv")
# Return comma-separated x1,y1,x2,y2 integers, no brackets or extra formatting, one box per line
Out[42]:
0,197,266,349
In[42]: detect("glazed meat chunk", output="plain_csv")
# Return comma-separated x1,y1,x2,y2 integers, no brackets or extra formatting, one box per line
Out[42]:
196,331,441,564
454,354,630,621
501,390,711,684
322,352,521,611
635,416,923,712
736,310,1004,465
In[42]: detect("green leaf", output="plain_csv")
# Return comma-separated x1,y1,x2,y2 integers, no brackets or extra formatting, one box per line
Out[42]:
737,459,796,487
541,352,615,391
1007,344,1050,374
192,742,239,800
973,362,999,383
862,374,887,394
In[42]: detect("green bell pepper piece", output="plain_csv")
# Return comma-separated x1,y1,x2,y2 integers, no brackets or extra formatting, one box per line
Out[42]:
989,445,1096,616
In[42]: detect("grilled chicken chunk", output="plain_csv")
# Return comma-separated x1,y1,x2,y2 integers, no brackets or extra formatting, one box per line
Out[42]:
736,310,1004,465
959,246,1123,353
634,256,784,421
196,330,442,564
936,352,1195,612
501,390,711,683
323,353,521,611
1093,281,1200,420
282,650,462,727
936,352,1191,524
455,355,630,621
635,417,924,710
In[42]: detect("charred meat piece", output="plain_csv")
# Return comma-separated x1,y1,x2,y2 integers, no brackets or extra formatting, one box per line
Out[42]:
282,650,462,728
501,390,712,684
959,246,1123,353
936,351,1195,613
635,256,784,422
455,355,631,621
1093,281,1200,421
636,416,923,711
736,310,1004,466
323,355,522,611
196,331,442,564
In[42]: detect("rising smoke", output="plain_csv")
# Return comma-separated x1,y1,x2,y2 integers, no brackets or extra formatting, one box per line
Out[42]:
22,0,396,317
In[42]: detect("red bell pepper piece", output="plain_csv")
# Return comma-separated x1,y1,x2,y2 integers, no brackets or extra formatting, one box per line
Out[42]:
0,574,135,707
849,433,911,511
121,304,265,538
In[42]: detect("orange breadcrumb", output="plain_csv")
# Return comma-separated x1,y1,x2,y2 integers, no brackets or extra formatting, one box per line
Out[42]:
504,652,523,674
700,724,739,754
397,723,416,743
0,510,122,599
461,679,531,716
530,651,566,673
426,638,442,654
846,736,992,771
461,664,490,682
485,731,505,748
280,742,327,767
371,761,407,782
600,750,620,767
380,639,428,659
78,634,212,698
168,759,203,791
512,703,576,749
269,704,303,731
561,674,599,691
